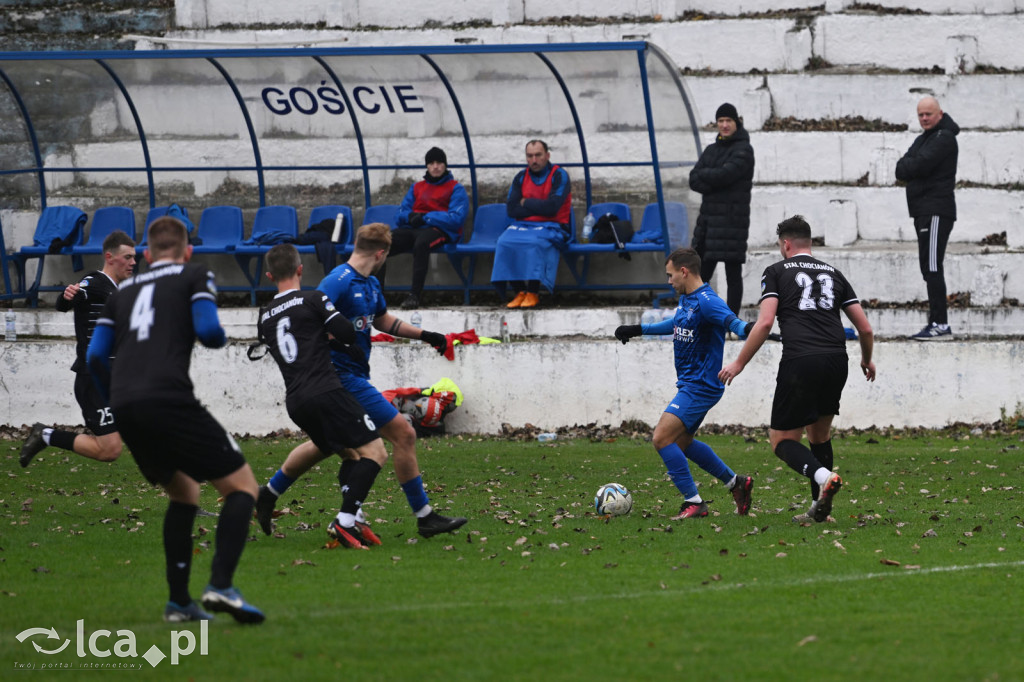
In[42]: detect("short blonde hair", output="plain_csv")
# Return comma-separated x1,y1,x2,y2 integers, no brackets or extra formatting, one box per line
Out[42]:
147,217,188,259
354,222,392,254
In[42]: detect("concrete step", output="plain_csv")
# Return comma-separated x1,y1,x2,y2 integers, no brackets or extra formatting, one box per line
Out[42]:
14,298,1023,341
686,73,1024,133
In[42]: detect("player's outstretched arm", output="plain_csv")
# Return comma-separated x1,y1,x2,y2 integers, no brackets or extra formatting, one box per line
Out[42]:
719,298,777,385
844,302,876,382
376,311,448,356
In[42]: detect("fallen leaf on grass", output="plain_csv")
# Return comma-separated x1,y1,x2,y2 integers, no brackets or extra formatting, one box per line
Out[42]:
922,529,938,538
880,558,901,566
797,635,818,647
291,559,316,566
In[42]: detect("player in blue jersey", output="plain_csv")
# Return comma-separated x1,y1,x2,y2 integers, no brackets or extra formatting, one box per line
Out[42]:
614,247,754,519
257,222,467,539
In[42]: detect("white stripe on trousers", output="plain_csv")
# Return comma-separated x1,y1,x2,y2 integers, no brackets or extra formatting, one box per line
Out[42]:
928,215,940,272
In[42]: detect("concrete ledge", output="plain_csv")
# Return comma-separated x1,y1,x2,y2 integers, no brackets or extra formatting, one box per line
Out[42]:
3,337,1021,433
11,301,1023,343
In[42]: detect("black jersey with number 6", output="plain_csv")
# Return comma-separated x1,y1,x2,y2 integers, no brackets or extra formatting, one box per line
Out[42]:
97,262,217,408
759,254,859,360
258,289,346,412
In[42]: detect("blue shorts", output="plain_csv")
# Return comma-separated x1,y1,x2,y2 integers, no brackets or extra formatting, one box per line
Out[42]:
663,384,724,435
339,374,399,427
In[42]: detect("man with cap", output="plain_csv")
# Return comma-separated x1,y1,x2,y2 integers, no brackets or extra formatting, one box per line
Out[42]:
689,102,755,317
390,147,469,309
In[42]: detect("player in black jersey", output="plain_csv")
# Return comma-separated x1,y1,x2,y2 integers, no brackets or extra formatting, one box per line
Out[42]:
19,230,136,467
87,217,264,624
720,216,875,523
253,243,389,549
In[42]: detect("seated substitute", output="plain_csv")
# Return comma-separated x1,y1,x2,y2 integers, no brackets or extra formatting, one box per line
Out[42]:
390,146,468,310
490,139,572,309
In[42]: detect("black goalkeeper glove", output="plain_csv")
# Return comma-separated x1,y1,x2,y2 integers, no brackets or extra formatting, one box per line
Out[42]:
614,324,642,344
742,322,754,339
409,212,426,228
420,330,448,356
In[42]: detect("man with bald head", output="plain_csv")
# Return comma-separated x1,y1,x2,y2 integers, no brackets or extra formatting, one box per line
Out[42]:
895,96,960,341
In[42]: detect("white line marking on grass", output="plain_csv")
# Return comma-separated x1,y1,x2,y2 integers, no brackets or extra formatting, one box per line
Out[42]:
348,560,1023,615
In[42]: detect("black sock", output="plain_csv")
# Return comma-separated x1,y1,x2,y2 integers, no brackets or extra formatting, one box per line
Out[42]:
341,459,382,516
337,458,357,489
774,439,821,481
809,440,834,500
164,501,198,606
209,491,254,590
50,429,78,452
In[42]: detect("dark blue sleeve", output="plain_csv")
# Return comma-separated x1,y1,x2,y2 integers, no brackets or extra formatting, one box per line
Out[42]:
506,171,529,220
86,322,115,401
395,184,417,227
192,298,226,348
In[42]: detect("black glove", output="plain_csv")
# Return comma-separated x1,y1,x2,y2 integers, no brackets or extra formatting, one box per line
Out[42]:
742,322,754,339
330,339,366,364
420,330,448,356
614,325,642,344
409,212,426,228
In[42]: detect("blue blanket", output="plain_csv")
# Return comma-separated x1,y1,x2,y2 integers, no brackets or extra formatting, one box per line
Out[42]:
490,221,568,292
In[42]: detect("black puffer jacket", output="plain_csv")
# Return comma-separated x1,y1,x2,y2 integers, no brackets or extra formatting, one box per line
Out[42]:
689,126,755,264
895,112,959,220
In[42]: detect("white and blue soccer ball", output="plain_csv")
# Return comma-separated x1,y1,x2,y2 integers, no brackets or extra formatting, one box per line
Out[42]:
595,483,633,516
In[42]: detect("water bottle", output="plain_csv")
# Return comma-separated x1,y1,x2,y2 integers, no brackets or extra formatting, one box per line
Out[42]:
331,212,345,243
640,308,660,340
410,310,422,344
500,314,510,343
4,309,15,342
582,212,596,243
537,432,557,442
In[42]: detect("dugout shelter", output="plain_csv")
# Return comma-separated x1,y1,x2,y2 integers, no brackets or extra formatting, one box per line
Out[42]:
0,42,703,303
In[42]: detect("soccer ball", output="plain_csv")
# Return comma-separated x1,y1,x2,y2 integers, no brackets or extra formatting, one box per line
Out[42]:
595,483,633,516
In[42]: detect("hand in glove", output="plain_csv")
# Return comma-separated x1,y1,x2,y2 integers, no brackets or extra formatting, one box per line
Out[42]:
420,329,448,356
614,324,642,344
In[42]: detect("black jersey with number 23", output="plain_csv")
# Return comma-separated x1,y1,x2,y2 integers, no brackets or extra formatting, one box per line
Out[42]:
759,254,859,360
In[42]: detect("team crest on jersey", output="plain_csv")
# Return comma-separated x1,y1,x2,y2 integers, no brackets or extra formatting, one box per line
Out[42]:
321,295,336,312
79,278,89,288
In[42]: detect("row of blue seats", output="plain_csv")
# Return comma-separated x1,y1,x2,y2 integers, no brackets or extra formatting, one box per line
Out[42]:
2,201,685,306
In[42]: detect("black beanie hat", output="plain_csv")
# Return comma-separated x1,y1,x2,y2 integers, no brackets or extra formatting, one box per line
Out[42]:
715,102,740,123
425,147,447,166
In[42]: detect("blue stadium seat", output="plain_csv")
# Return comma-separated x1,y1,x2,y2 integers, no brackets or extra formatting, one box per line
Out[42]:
364,204,400,230
72,206,136,255
444,203,510,304
192,206,244,254
233,205,299,303
9,206,87,306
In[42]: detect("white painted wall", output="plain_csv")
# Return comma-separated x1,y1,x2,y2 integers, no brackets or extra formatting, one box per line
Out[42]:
3,337,1022,434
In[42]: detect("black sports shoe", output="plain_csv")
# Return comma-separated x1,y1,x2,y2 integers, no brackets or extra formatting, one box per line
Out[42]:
20,423,47,468
417,511,467,538
255,485,276,536
400,294,420,310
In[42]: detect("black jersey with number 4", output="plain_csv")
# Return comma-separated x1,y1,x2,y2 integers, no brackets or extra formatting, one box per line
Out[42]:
57,270,118,373
760,254,859,360
97,262,218,408
258,289,345,412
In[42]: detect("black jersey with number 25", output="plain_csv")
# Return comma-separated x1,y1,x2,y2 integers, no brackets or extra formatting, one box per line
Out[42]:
258,289,345,412
759,254,859,360
98,262,218,408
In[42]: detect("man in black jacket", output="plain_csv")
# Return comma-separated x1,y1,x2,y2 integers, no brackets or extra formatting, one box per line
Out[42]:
689,103,755,317
895,96,959,341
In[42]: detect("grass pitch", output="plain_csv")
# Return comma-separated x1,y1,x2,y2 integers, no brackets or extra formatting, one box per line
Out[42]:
2,431,1022,681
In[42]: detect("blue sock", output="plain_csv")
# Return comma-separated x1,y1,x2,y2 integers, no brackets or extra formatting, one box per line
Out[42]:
657,444,699,499
684,439,734,483
267,470,296,497
401,475,430,515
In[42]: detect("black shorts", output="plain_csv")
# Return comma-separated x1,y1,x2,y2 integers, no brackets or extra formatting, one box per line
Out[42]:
74,372,118,437
113,399,247,487
288,388,379,455
771,353,849,431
